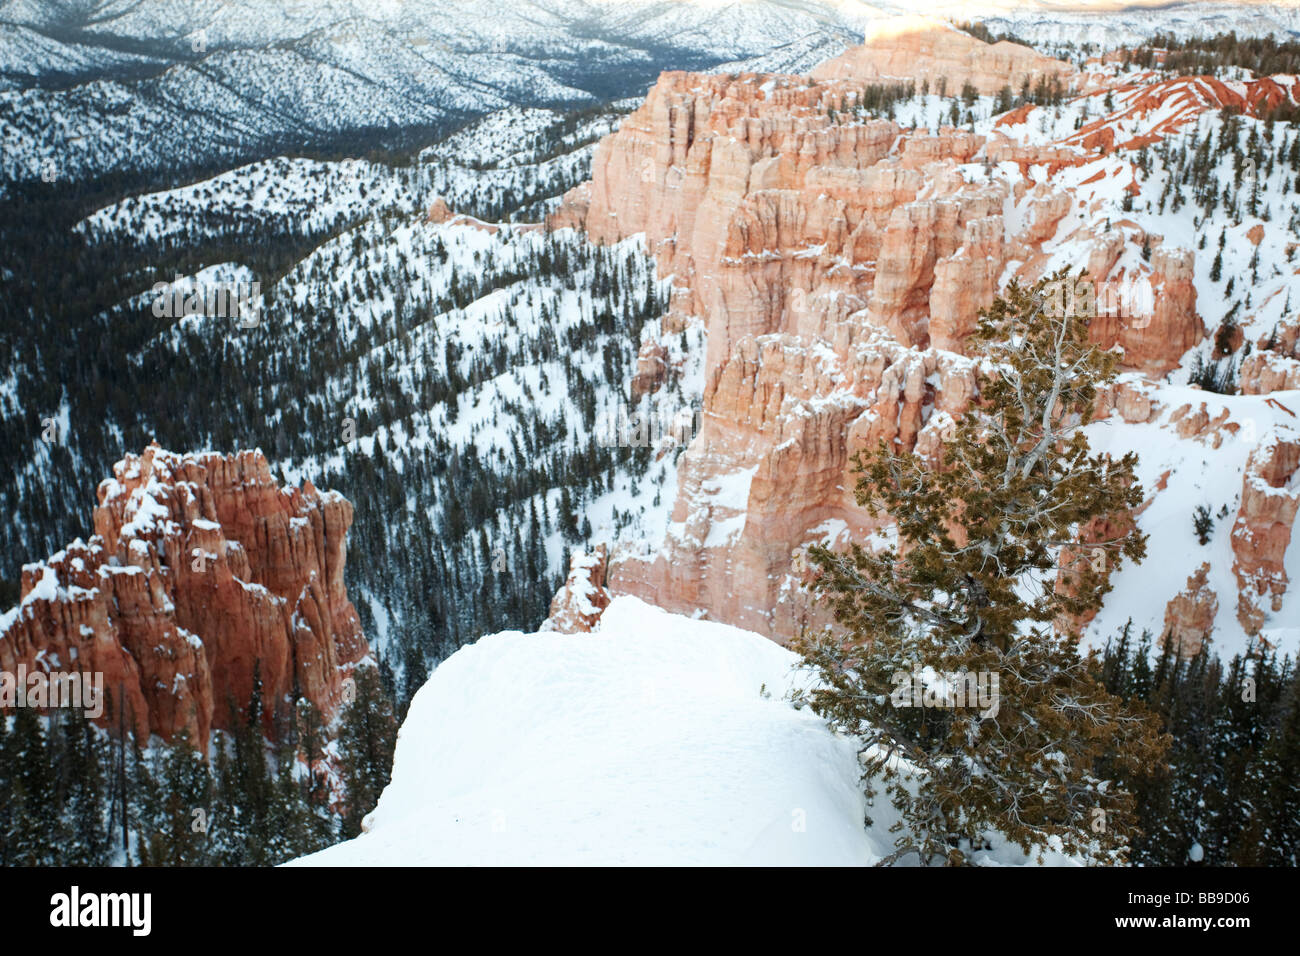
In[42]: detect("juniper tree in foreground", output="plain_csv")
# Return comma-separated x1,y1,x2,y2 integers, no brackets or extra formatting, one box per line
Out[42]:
794,273,1168,865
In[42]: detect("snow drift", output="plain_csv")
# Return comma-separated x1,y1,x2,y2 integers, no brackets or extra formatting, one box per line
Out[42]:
293,596,1074,866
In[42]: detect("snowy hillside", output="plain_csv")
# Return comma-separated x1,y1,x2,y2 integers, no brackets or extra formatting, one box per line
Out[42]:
291,596,1074,866
0,0,868,184
954,79,1300,657
975,2,1300,49
0,100,670,686
1083,382,1300,654
4,3,1300,873
6,1,1300,185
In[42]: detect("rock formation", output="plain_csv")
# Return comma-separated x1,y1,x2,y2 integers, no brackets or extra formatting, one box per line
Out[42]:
1163,563,1220,657
809,16,1075,96
1241,317,1300,394
542,545,612,634
0,443,368,748
1232,435,1300,636
547,22,1214,643
538,20,1300,657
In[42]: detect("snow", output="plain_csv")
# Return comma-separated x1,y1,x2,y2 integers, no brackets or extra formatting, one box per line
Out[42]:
119,480,174,541
1,563,63,633
293,595,1074,867
1082,383,1300,658
23,564,59,603
0,0,887,187
292,596,871,865
702,466,757,511
854,60,1300,658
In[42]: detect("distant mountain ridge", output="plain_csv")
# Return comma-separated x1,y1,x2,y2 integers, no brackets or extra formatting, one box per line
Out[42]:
3,1,1300,185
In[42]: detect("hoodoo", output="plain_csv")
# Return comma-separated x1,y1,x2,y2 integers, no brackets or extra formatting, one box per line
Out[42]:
0,444,368,748
548,19,1298,656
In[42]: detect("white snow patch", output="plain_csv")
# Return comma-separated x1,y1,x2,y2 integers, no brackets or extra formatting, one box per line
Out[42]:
293,596,1076,867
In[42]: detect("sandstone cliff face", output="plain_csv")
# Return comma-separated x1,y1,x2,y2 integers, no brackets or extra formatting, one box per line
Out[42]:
607,336,978,637
809,16,1075,97
543,545,612,634
1232,435,1300,637
548,24,1211,643
1085,247,1205,376
1163,563,1220,658
0,444,368,747
532,18,1300,658
1241,317,1300,394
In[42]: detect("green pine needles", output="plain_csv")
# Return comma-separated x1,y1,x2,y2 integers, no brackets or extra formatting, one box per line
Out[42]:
793,272,1169,866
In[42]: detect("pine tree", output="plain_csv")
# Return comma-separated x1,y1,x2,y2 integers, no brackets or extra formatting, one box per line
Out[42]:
793,273,1168,865
338,666,399,839
7,706,59,865
293,697,339,855
0,713,8,863
234,664,276,865
1193,505,1214,545
1255,663,1300,864
209,729,243,865
264,734,309,863
57,708,110,865
139,730,213,866
127,731,159,866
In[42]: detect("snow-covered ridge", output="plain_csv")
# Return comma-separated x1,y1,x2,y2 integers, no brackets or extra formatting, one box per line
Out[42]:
6,2,1298,186
0,0,869,185
292,596,1074,866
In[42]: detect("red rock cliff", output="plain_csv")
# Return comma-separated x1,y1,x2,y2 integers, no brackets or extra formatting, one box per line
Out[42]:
548,24,1214,642
809,15,1075,96
0,444,368,748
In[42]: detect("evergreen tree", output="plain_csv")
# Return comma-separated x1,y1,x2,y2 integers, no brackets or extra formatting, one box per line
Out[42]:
1193,505,1214,545
1098,629,1298,865
233,664,276,865
293,697,340,854
7,706,59,865
264,733,309,863
793,273,1168,865
57,708,111,865
0,714,9,863
127,730,159,865
209,729,243,865
1255,664,1300,864
338,666,399,839
139,730,213,866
